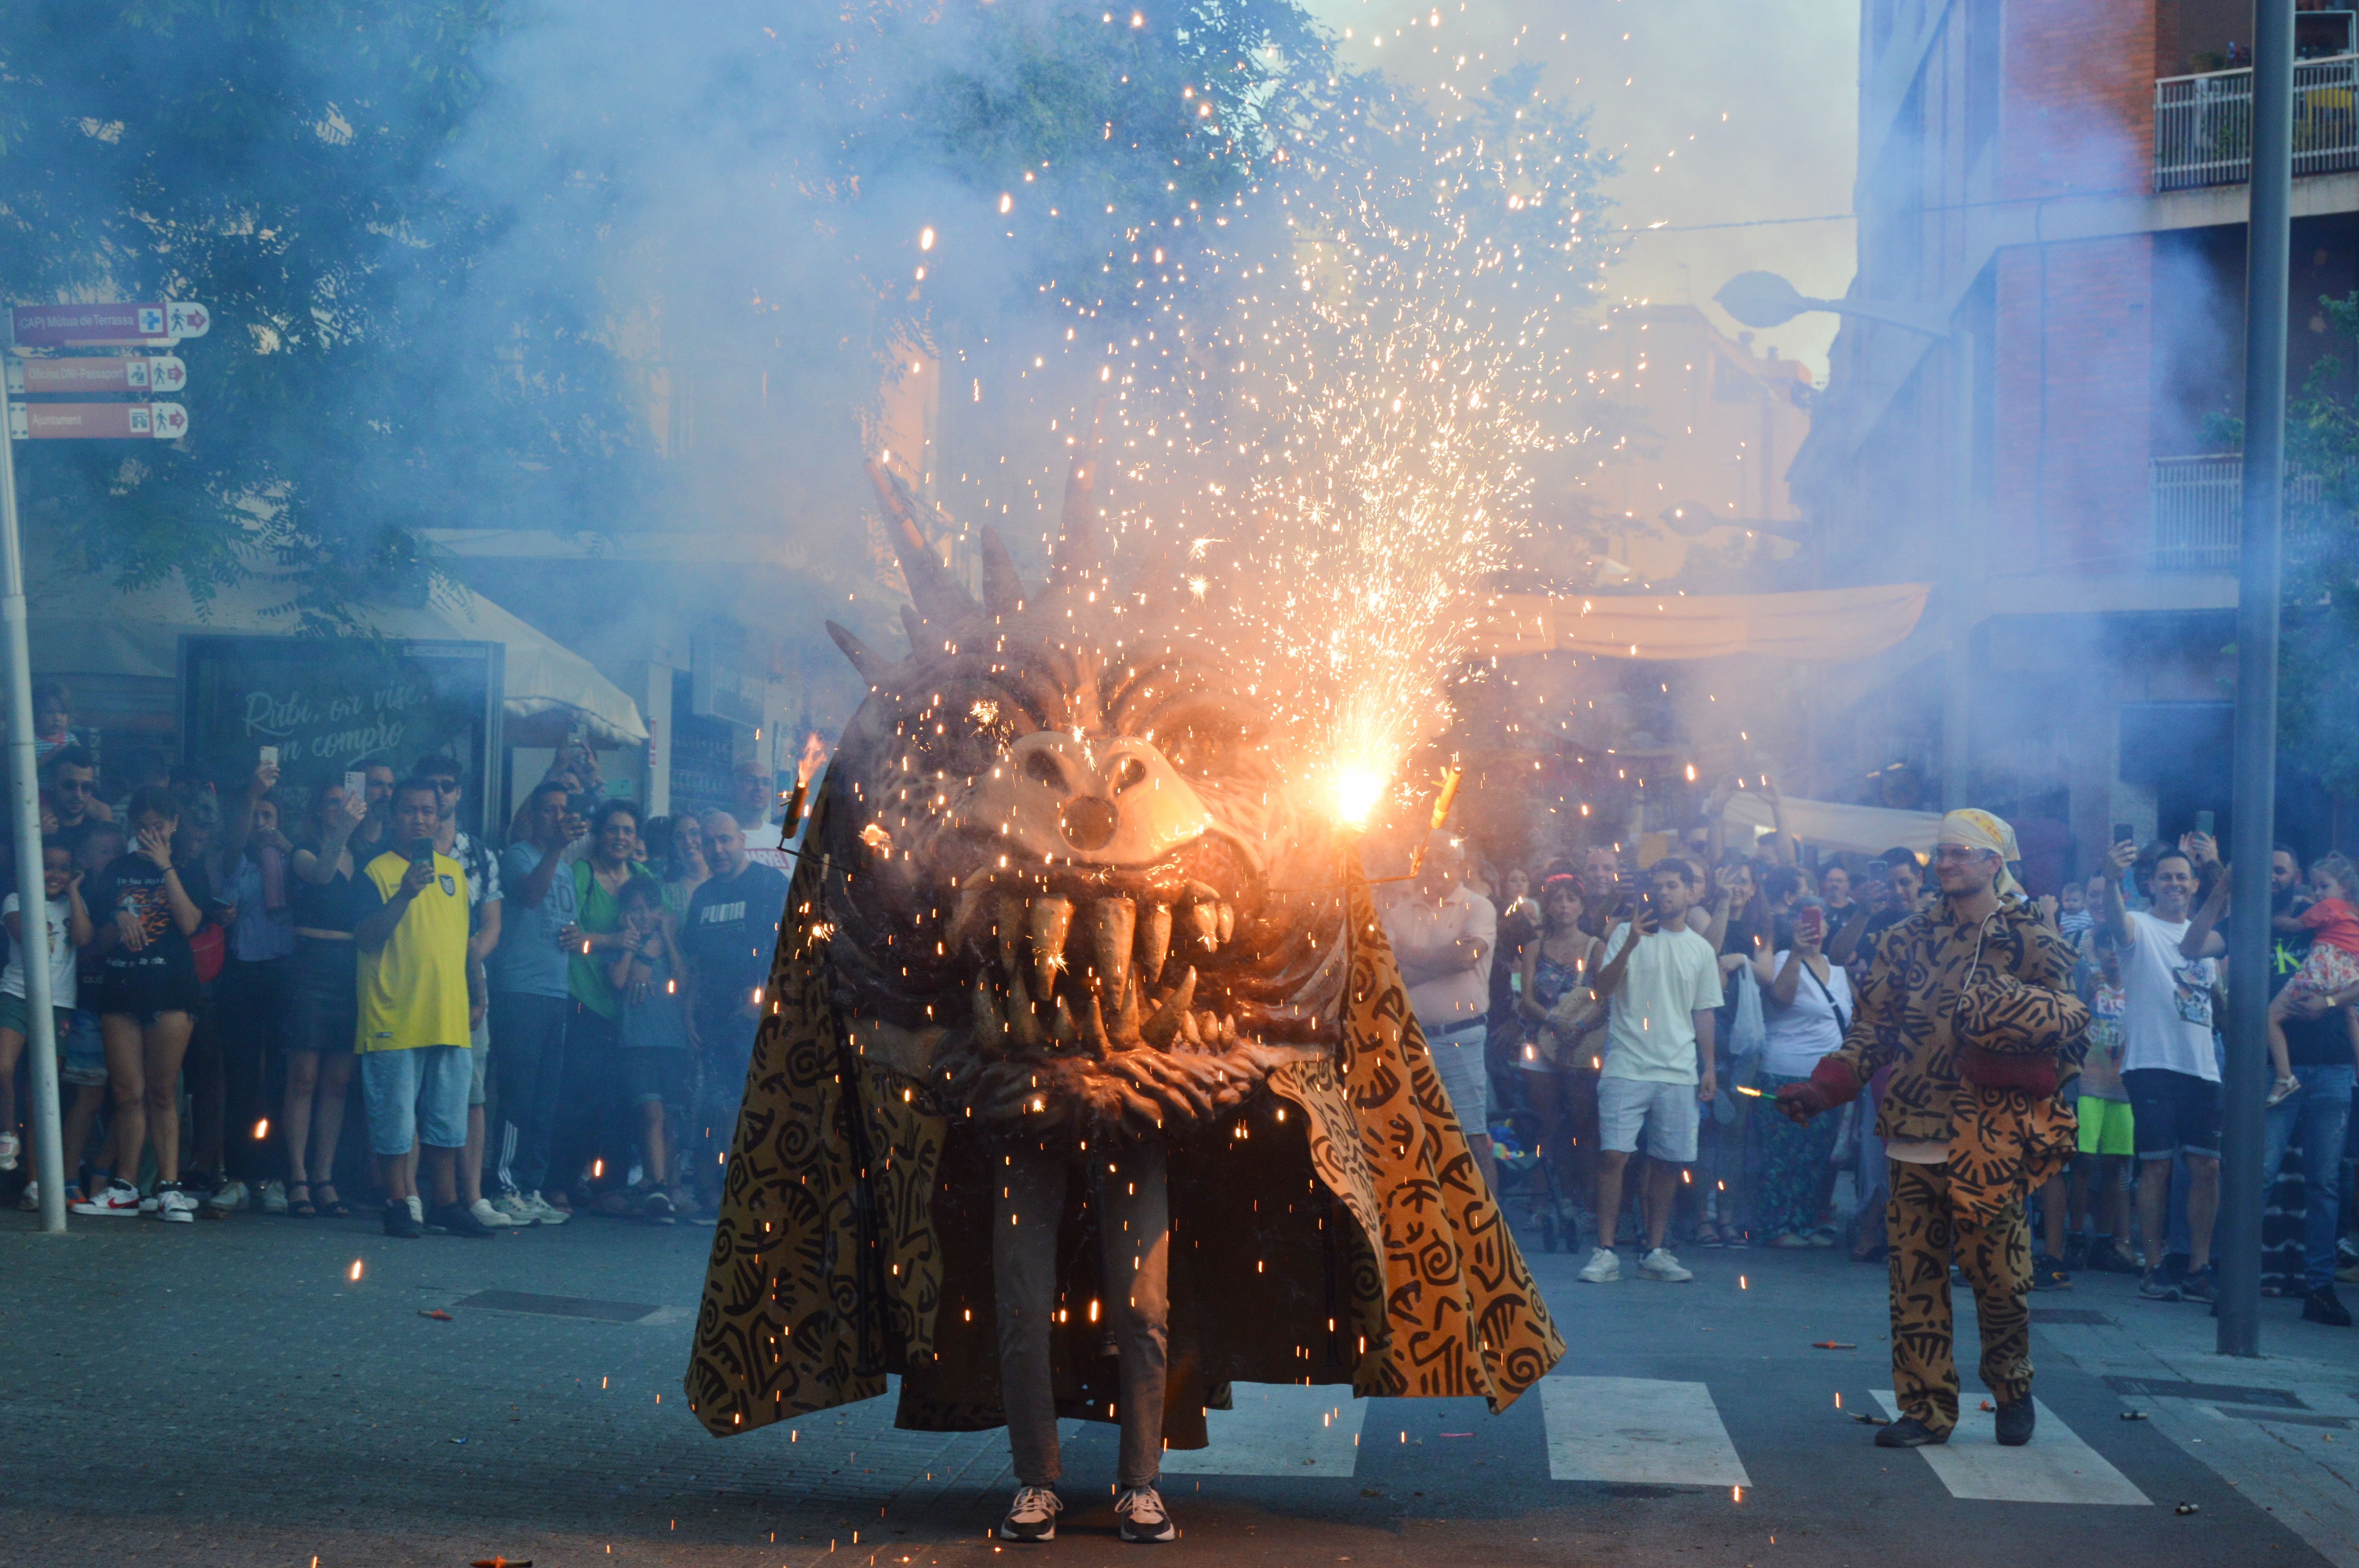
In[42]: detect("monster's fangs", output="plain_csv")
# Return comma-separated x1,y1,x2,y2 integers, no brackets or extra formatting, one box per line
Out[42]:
959,888,1239,1056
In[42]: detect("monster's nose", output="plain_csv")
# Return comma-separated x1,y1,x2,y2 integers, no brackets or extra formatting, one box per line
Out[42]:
974,732,1214,866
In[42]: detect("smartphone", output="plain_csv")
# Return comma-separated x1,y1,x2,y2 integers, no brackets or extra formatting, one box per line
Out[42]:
343,769,365,802
259,745,278,768
2112,823,2135,844
1797,906,1826,943
2196,809,2215,837
411,840,436,870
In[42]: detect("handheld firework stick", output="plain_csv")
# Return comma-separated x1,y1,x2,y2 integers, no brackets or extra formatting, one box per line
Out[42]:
775,778,807,849
1405,767,1465,878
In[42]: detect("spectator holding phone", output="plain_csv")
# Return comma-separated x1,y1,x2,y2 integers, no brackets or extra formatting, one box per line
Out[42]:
487,781,580,1225
1750,895,1851,1247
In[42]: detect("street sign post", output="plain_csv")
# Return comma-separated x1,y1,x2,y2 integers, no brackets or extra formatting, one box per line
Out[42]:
7,301,209,348
5,401,189,441
5,356,185,396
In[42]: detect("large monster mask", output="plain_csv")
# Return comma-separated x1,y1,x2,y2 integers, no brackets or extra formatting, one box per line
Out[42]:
686,453,1560,1446
818,459,1344,1149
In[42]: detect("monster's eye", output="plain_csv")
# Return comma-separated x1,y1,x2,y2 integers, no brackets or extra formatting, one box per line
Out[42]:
900,688,1021,778
1158,712,1252,779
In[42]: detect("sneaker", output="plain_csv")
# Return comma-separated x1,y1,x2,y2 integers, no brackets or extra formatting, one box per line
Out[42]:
2138,1270,2182,1302
997,1486,1063,1543
2304,1287,2354,1327
642,1188,676,1224
1638,1247,1694,1283
154,1183,198,1223
138,1192,160,1214
1808,1227,1837,1248
427,1200,495,1238
1771,1232,1813,1249
262,1180,289,1215
2339,1261,2359,1287
0,1132,18,1171
73,1178,140,1217
2031,1254,2072,1292
2268,1074,2303,1108
469,1197,518,1229
491,1192,539,1225
1576,1246,1621,1283
1994,1397,2036,1447
1115,1485,1177,1544
207,1180,250,1213
2063,1233,2089,1273
1874,1416,1948,1448
17,1180,35,1211
2179,1262,2220,1305
522,1190,571,1225
383,1198,423,1238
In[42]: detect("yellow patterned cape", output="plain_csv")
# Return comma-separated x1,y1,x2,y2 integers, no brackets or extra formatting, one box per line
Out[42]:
683,808,1561,1444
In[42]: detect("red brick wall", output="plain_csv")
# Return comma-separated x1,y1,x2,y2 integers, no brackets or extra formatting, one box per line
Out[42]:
1993,234,2157,574
2003,0,2158,200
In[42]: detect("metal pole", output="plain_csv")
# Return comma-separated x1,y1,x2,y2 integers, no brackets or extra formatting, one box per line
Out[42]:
2219,0,2294,1358
0,373,68,1233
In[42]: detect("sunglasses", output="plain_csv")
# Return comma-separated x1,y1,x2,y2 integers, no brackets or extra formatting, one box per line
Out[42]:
1929,845,1993,864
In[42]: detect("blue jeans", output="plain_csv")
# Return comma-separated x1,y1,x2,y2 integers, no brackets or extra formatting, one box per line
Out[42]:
2263,1065,2355,1293
491,992,568,1195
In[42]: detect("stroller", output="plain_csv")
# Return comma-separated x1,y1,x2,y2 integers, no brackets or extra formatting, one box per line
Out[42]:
1488,1108,1570,1253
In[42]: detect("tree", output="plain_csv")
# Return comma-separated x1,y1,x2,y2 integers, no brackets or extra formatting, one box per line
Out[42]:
2279,292,2359,798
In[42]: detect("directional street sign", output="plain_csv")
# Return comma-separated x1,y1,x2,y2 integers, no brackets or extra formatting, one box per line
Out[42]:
5,356,185,397
7,301,209,348
5,401,188,441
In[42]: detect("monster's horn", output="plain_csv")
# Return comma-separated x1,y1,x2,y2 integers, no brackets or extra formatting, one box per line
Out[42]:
899,604,929,657
827,620,889,684
978,526,1026,618
1052,404,1106,581
865,459,979,625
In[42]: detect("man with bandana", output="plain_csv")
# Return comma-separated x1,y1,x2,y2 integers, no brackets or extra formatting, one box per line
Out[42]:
1777,810,2084,1450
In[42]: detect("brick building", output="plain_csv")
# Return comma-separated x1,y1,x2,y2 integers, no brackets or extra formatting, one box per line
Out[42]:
1790,0,2358,873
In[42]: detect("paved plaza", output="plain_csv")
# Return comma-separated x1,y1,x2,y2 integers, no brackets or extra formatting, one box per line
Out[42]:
7,1207,2359,1567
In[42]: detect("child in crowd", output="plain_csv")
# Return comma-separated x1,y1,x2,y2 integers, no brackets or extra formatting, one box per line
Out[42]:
606,877,694,1221
2268,852,2359,1106
0,842,94,1191
2068,928,2139,1273
2055,878,2094,944
31,681,80,766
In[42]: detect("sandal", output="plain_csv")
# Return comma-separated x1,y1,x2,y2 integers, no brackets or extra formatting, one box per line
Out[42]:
287,1181,317,1219
313,1182,351,1218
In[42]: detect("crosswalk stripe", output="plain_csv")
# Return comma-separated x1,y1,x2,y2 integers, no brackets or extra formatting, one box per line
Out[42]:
1870,1392,2148,1505
1158,1383,1369,1476
1540,1377,1750,1488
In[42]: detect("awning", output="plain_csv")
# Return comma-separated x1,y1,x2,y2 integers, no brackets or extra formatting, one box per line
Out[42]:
1472,583,1933,662
1722,791,1943,857
26,554,648,745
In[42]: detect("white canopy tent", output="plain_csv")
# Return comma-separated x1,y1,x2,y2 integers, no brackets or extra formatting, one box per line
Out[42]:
1721,790,1942,857
25,553,647,745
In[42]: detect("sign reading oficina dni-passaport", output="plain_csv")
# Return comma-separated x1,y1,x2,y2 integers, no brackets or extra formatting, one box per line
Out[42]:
5,401,187,441
5,356,185,397
6,301,210,347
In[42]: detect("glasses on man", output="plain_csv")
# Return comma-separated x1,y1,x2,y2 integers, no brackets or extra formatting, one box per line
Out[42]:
1929,845,1990,864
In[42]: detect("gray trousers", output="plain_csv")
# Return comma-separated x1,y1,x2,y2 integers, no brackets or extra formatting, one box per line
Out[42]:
993,1141,1170,1490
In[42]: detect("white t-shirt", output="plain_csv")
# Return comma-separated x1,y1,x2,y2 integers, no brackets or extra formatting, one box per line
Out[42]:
2118,909,2219,1082
1385,886,1497,1034
2,891,76,1009
1759,951,1851,1078
1598,922,1724,1083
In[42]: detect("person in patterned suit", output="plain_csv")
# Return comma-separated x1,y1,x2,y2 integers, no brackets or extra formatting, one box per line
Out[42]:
1776,809,2083,1450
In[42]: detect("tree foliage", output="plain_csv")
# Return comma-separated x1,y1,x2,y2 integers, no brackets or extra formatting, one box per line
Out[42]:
2280,291,2359,797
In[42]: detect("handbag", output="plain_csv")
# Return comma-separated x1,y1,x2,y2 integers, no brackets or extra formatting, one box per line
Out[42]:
1729,963,1769,1060
189,920,227,984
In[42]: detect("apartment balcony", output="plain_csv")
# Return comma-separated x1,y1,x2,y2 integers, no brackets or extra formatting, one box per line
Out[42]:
2150,454,2333,570
2154,53,2359,191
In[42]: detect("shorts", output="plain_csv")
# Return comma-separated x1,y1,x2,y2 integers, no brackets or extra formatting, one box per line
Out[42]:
1596,1074,1701,1163
2123,1067,2222,1160
1423,1021,1492,1131
281,968,358,1056
360,1044,472,1155
60,1008,106,1086
0,991,69,1040
2076,1094,2135,1157
469,1015,489,1108
95,968,199,1022
621,1049,691,1108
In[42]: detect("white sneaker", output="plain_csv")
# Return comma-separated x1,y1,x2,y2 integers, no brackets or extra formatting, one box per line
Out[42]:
491,1192,539,1225
1577,1246,1621,1283
138,1192,160,1213
406,1194,424,1224
73,1178,141,1216
155,1184,199,1224
18,1180,35,1211
0,1131,19,1171
1639,1247,1694,1282
262,1180,289,1215
1115,1485,1178,1543
469,1197,518,1228
523,1191,570,1225
208,1180,250,1213
998,1485,1063,1543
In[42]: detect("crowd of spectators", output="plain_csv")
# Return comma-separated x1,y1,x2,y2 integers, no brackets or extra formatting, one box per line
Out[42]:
0,688,792,1240
1378,782,2359,1325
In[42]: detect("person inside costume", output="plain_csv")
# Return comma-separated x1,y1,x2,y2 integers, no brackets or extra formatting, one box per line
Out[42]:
1776,809,2084,1449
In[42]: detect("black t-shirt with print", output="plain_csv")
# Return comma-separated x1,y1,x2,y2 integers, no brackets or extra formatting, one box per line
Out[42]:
683,862,791,1025
87,851,213,993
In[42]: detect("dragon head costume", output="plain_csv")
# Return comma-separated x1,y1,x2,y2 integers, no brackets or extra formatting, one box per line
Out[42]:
685,448,1561,1446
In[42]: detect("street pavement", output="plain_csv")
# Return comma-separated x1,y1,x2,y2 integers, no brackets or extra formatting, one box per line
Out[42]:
7,1203,2359,1568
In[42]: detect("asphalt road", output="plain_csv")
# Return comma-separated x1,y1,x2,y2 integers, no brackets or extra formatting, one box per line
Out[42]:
6,1203,2357,1568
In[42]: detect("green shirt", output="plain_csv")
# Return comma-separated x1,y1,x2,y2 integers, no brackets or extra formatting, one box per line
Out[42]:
567,858,655,1021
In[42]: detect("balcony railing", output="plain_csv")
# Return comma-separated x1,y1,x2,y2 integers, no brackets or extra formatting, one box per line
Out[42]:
2154,53,2359,191
2151,455,2333,570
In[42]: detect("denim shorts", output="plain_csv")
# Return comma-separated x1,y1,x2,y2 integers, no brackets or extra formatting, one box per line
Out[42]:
0,995,101,1085
1597,1074,1701,1162
360,1045,472,1155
